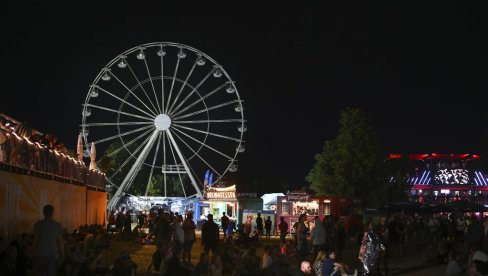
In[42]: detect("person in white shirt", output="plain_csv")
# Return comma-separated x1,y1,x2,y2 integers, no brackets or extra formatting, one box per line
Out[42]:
262,245,273,271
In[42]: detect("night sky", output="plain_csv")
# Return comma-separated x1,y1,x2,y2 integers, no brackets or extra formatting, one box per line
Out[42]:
1,2,487,191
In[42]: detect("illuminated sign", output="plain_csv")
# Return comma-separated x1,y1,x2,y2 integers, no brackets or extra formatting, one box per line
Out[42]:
286,192,310,201
207,191,236,199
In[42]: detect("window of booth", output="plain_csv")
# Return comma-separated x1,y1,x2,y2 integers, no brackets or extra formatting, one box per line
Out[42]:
281,201,291,215
323,203,331,215
292,200,319,216
227,204,233,217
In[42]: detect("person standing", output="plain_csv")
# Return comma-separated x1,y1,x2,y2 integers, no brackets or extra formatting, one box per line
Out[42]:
221,212,230,238
256,213,264,237
336,217,347,262
244,215,253,236
201,214,219,255
182,212,196,264
33,204,63,276
297,214,309,259
358,221,380,276
278,216,289,244
265,216,273,239
310,216,325,257
172,215,184,246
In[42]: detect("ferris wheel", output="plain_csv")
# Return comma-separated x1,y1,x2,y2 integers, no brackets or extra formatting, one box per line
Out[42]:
81,42,246,210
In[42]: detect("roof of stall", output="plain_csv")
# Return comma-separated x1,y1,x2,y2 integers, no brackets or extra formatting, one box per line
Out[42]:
261,193,285,205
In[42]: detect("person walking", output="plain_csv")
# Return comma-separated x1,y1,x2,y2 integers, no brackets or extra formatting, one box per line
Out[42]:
182,212,196,264
33,204,64,276
202,214,220,255
278,216,289,244
265,216,273,239
221,212,230,238
358,221,380,276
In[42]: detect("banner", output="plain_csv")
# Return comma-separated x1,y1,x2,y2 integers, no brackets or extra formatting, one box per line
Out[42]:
286,192,311,202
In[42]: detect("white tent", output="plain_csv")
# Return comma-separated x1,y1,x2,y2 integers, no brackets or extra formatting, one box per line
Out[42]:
261,193,285,210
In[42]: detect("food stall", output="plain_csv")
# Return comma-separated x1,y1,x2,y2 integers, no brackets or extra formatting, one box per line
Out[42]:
275,191,355,234
195,185,262,230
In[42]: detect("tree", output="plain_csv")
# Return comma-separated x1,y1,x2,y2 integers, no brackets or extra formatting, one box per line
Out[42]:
306,108,384,207
381,155,411,203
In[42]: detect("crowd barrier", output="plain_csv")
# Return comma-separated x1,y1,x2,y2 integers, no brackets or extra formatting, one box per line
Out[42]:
0,129,105,189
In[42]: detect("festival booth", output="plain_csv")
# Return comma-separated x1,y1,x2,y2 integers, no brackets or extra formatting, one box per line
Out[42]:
276,191,355,234
195,185,262,230
116,195,198,216
261,193,285,211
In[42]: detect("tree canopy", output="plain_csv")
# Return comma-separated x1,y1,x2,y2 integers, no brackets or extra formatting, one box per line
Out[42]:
307,107,407,208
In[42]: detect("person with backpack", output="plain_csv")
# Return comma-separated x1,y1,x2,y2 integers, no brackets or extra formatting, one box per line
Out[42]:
278,216,289,244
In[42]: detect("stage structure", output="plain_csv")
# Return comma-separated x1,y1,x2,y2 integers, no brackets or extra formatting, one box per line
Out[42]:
388,153,488,205
81,42,246,210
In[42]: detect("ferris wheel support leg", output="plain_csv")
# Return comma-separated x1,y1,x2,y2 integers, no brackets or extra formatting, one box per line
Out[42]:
107,130,159,211
166,130,203,199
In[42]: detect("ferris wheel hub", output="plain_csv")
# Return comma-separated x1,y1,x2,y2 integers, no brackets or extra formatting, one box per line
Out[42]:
154,114,172,130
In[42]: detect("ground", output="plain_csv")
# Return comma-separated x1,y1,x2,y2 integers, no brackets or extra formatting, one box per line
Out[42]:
102,231,446,276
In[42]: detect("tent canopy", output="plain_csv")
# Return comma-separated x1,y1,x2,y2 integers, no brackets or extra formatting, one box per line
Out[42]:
261,193,285,206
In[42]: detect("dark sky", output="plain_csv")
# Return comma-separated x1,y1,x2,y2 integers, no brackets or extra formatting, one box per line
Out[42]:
1,2,487,191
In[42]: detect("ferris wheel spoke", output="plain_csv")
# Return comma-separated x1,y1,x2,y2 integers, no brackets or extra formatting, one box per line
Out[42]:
84,103,154,121
172,82,227,118
162,131,167,196
98,128,154,163
95,85,157,119
145,132,162,196
171,129,224,179
166,132,183,197
91,125,153,145
82,122,152,127
177,169,187,198
125,61,161,115
160,51,165,114
108,130,160,209
143,58,162,114
173,124,244,142
167,61,197,114
106,132,153,182
166,130,203,198
172,127,233,160
164,57,181,114
109,72,158,117
174,119,246,124
107,179,120,189
173,99,241,120
185,159,205,190
169,69,214,116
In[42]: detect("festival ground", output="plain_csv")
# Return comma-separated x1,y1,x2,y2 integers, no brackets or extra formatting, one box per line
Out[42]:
103,231,445,276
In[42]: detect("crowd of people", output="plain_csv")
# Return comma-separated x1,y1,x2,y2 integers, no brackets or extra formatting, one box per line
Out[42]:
6,202,488,275
0,119,104,188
